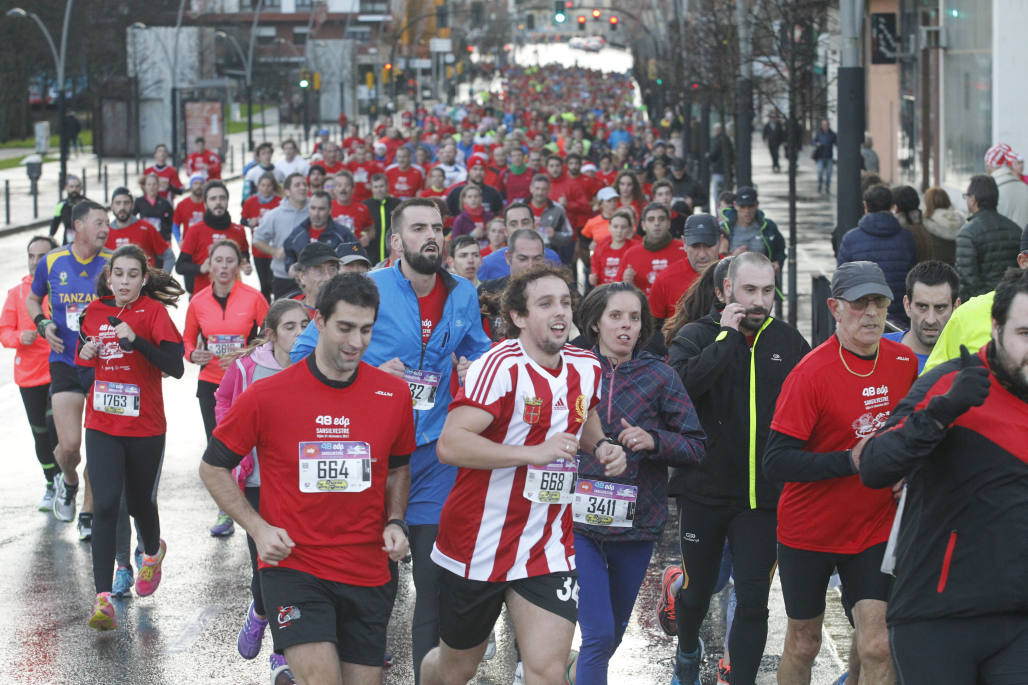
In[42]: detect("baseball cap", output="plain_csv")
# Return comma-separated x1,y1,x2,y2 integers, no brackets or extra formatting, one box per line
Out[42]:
596,186,618,202
336,241,372,266
297,241,341,268
831,261,893,301
735,186,758,206
671,157,687,171
683,214,721,246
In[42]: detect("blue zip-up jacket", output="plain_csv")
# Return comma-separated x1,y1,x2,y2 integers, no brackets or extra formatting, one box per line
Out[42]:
838,211,918,326
290,263,491,524
575,349,706,542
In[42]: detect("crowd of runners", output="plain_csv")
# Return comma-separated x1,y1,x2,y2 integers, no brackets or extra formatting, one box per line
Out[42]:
5,61,1028,685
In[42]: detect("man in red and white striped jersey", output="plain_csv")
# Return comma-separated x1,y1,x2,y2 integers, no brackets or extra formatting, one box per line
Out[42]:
420,265,627,685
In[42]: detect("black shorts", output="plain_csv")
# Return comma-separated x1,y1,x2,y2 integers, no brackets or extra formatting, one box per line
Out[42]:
260,567,394,667
437,568,578,650
778,542,891,620
49,361,94,396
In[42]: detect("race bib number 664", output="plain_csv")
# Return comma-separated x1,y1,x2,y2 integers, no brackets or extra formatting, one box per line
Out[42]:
298,441,372,493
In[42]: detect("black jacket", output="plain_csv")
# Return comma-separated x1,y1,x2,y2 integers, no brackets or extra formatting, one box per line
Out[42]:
859,344,1028,625
667,309,810,508
362,196,402,264
133,195,175,241
282,219,359,272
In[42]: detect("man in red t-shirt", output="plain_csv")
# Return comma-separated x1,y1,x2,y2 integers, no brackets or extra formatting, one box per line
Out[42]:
764,261,918,685
648,214,722,322
561,154,599,233
385,146,424,199
184,137,222,180
501,147,533,203
200,272,415,684
346,145,383,203
143,143,182,200
172,175,207,244
175,181,252,294
317,141,345,176
616,203,686,296
331,170,374,239
105,187,169,265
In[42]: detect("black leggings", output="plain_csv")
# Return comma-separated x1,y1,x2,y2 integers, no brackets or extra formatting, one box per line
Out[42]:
244,486,265,615
675,499,778,685
891,615,1028,684
85,429,165,593
197,380,218,442
253,256,273,302
19,384,59,483
410,524,441,685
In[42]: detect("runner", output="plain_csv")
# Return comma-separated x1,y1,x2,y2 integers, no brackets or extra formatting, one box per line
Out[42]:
240,171,283,302
185,136,222,180
77,244,184,630
199,273,415,685
616,202,686,296
448,236,482,288
172,174,207,245
106,187,170,266
27,200,112,540
664,252,811,685
573,282,705,684
881,261,960,372
859,269,1027,685
589,209,641,287
183,239,269,537
176,181,253,296
420,265,627,685
143,143,183,200
214,298,309,683
1,236,60,509
290,243,343,311
763,261,918,685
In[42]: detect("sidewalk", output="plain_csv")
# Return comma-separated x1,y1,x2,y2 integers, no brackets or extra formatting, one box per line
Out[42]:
0,107,314,235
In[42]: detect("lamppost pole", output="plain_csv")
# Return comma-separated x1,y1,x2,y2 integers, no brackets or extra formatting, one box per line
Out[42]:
170,0,187,164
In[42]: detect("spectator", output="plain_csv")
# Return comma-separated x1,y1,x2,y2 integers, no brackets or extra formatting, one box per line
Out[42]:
860,133,880,173
812,119,837,194
955,174,1022,300
892,185,934,262
837,184,918,326
922,187,964,265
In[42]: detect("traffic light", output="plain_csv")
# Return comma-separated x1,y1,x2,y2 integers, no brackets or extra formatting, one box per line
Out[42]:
525,13,535,29
592,8,601,19
609,15,619,30
383,62,393,84
298,68,310,88
577,15,586,30
553,0,565,23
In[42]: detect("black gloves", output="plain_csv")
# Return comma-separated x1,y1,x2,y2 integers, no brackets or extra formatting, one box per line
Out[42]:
926,345,991,427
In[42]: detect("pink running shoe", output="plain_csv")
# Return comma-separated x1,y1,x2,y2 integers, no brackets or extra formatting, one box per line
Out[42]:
136,539,167,597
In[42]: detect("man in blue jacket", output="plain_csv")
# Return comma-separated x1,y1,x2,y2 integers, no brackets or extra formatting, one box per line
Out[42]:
291,197,491,683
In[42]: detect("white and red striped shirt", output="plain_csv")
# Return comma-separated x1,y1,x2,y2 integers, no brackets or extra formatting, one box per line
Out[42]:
431,338,602,582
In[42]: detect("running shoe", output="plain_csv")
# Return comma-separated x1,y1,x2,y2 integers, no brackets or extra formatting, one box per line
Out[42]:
484,629,496,660
38,483,55,512
88,592,117,631
270,653,295,685
52,473,76,522
657,565,684,636
831,674,848,685
112,566,134,598
238,601,268,659
136,539,167,596
78,512,93,542
210,510,235,537
717,657,731,684
566,649,579,684
383,650,393,668
134,548,143,574
670,637,703,685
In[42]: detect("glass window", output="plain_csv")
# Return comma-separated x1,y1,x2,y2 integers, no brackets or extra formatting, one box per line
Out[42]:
941,0,992,189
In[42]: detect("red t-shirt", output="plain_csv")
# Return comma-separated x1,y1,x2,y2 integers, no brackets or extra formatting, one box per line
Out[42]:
648,258,700,319
615,240,686,296
180,222,251,294
105,221,170,265
590,237,640,285
143,164,182,200
331,200,374,238
418,187,449,199
419,276,448,344
319,160,345,176
212,358,416,585
78,296,183,437
241,195,282,259
172,196,206,241
770,336,918,554
386,166,425,199
185,150,222,180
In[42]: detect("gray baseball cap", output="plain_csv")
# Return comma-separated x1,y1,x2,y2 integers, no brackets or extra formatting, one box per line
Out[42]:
831,261,893,301
683,214,722,246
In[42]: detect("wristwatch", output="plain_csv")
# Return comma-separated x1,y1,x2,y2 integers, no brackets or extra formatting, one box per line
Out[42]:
386,518,409,539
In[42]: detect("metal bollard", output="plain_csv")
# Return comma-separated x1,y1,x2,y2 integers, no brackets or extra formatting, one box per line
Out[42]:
97,158,102,182
135,158,141,174
32,188,37,219
4,180,9,225
82,168,87,196
104,166,109,203
123,161,128,186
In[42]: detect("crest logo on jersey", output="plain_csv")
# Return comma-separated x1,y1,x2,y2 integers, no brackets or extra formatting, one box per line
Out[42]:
523,397,543,425
574,394,587,423
58,271,68,285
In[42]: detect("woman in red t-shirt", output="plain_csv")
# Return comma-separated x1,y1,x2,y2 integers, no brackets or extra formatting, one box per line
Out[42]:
590,209,640,286
615,171,646,228
418,166,449,199
240,172,282,302
77,244,185,631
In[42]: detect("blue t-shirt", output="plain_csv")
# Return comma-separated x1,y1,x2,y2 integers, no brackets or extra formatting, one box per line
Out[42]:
32,246,112,366
476,246,563,281
882,330,928,373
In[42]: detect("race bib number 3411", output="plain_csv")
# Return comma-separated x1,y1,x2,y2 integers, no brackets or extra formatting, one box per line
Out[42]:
572,479,637,527
298,441,372,493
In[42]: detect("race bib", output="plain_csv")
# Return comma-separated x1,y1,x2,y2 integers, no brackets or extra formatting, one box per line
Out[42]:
297,441,372,493
93,381,141,417
523,458,576,504
207,334,245,357
65,303,81,332
404,368,441,410
572,479,637,528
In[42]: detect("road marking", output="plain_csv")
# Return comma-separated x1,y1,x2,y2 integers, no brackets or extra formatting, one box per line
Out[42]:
167,605,221,653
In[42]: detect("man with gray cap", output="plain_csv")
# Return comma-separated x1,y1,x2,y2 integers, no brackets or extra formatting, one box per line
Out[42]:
764,261,918,685
649,213,723,324
719,186,786,273
290,241,341,309
664,250,810,685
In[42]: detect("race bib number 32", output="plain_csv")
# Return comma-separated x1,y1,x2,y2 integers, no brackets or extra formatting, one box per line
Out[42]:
93,381,141,417
404,368,441,410
298,441,372,493
572,479,637,527
523,458,577,504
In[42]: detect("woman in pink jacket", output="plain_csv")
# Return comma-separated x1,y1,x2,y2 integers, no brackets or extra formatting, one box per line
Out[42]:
213,298,308,684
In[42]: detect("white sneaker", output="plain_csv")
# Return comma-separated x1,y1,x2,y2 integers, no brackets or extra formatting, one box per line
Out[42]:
38,483,56,512
52,474,76,522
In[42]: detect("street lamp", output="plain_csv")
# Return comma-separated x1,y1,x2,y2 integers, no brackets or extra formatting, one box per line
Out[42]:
7,2,75,191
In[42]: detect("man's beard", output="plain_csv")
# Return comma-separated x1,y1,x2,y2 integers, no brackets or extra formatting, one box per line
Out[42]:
115,210,131,224
731,294,769,332
994,336,1028,396
403,244,442,275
